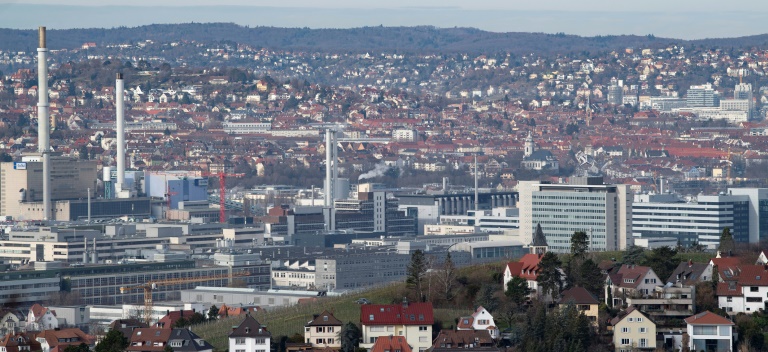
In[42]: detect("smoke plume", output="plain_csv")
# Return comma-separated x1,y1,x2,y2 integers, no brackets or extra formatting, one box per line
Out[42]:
359,163,391,181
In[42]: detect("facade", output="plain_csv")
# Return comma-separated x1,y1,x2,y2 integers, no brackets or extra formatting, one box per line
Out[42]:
610,308,656,352
0,157,96,220
360,301,434,352
182,287,330,309
717,264,768,314
436,208,519,236
26,304,58,331
625,286,695,323
166,329,214,352
727,188,768,243
632,193,750,247
686,83,719,107
518,177,632,252
145,173,208,210
558,287,599,326
684,311,734,352
455,307,499,339
228,315,271,352
605,265,662,306
0,270,60,305
315,251,411,291
397,192,517,236
304,310,342,348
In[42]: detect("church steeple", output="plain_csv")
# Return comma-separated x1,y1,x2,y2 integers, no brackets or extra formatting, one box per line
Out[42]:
530,223,548,255
524,132,535,157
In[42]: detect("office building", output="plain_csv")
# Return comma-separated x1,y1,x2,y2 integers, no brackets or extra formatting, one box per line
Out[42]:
144,172,208,210
518,177,632,253
632,193,750,247
734,82,753,112
607,78,623,105
686,83,719,107
727,188,768,243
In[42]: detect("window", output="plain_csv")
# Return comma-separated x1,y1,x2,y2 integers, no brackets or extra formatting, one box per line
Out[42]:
316,339,325,344
639,327,646,333
419,326,428,331
369,315,374,321
621,327,629,333
235,338,245,345
371,326,385,332
747,297,763,303
693,326,717,335
636,318,643,323
328,339,334,344
235,349,245,352
627,318,634,322
751,287,759,292
719,326,730,336
639,339,648,347
727,297,733,302
620,338,630,346
369,337,377,344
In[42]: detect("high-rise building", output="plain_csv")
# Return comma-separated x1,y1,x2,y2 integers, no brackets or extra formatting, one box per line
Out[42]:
734,83,753,118
632,193,750,247
686,83,719,107
518,177,632,253
607,78,624,105
727,188,768,243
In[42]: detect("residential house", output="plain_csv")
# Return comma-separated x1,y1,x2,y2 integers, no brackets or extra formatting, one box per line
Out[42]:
717,264,768,313
0,332,41,352
558,287,599,327
304,310,342,348
26,304,58,331
667,261,712,286
684,311,734,352
166,328,214,352
430,330,498,352
610,308,656,352
155,310,197,329
228,315,271,352
0,310,25,335
108,319,149,339
360,300,434,352
35,328,93,352
503,225,550,299
127,328,172,352
605,265,662,306
369,336,411,352
455,307,499,339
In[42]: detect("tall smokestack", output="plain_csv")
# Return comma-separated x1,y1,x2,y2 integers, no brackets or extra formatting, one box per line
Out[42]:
92,238,97,264
37,26,51,220
115,73,126,192
474,154,479,212
325,129,332,207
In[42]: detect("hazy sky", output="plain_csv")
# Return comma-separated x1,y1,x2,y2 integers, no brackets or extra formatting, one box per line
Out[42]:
6,0,768,11
1,0,767,39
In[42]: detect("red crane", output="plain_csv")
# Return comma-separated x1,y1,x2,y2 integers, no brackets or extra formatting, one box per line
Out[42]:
202,171,243,224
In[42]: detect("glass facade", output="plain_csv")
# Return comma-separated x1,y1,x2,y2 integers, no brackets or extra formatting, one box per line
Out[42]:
531,191,612,252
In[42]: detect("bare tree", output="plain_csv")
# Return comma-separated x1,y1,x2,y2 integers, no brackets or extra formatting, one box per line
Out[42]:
433,252,457,302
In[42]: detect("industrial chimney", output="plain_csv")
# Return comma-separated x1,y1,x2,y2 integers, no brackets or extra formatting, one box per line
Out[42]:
115,73,126,197
37,27,51,220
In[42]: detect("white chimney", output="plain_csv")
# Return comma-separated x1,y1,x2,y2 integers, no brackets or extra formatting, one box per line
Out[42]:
115,73,126,195
37,26,51,220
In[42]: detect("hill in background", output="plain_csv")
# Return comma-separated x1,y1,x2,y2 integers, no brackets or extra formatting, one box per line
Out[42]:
1,23,768,54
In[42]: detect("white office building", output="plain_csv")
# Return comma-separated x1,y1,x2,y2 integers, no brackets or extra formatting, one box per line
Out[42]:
518,177,632,253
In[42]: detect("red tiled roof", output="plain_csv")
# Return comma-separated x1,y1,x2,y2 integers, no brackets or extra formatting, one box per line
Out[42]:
370,336,411,352
684,311,734,326
456,317,474,329
716,282,743,296
361,302,434,326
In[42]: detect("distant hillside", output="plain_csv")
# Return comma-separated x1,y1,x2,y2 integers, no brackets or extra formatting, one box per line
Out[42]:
2,23,768,54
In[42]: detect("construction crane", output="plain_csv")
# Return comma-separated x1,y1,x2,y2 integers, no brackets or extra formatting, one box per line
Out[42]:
119,271,250,326
202,171,244,224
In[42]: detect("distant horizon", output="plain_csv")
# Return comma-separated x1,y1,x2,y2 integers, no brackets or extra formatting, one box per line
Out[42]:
0,3,767,40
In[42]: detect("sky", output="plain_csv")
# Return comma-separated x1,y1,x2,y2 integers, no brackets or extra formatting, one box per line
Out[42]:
0,0,767,39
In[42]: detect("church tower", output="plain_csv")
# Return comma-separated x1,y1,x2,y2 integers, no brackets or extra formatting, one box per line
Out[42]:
530,223,548,255
524,132,535,157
